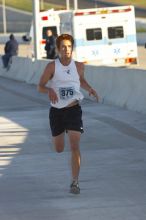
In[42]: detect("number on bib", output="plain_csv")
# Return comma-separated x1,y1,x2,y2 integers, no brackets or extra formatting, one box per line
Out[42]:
59,87,75,100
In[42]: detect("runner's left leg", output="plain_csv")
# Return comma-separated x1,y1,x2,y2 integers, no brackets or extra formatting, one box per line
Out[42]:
68,130,81,182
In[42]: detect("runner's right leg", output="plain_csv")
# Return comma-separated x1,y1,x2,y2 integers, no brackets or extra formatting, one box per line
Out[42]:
53,132,65,153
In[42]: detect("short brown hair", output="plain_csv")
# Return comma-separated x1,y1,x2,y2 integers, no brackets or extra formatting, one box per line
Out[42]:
56,34,74,49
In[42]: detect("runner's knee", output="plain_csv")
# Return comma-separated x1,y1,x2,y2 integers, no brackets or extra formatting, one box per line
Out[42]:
55,144,64,153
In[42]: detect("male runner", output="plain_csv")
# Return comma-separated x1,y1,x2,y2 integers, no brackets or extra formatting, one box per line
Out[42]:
38,34,99,194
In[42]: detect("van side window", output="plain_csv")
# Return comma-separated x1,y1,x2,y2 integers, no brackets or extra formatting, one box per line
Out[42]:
108,26,124,39
86,28,102,41
42,26,57,39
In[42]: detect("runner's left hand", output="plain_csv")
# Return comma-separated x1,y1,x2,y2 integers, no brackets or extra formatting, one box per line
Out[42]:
89,88,99,102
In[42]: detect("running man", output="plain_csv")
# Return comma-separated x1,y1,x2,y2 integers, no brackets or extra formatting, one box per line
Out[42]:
38,34,99,194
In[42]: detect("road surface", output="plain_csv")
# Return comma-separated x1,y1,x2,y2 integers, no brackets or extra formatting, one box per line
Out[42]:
0,6,32,33
0,76,146,220
0,1,146,33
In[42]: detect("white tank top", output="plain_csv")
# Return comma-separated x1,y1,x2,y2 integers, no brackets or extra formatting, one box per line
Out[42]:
50,58,84,108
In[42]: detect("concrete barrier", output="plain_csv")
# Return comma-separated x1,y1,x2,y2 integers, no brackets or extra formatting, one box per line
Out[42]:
0,56,146,114
0,56,33,82
29,59,48,85
0,56,47,84
84,65,146,114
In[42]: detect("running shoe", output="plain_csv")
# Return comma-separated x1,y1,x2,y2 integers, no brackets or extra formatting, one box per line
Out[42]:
70,180,80,194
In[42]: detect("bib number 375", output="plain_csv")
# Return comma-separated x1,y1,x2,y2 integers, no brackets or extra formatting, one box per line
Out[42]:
59,87,74,100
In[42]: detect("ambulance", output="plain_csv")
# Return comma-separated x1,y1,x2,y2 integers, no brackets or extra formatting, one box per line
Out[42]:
59,5,138,65
28,5,138,65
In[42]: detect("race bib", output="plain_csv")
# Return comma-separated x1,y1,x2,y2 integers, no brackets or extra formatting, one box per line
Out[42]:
59,87,75,100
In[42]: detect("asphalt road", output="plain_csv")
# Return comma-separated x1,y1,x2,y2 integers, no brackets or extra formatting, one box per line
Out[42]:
0,75,146,220
0,1,146,33
0,6,32,33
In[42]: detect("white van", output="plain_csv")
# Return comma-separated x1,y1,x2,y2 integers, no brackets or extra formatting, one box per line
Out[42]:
27,5,138,65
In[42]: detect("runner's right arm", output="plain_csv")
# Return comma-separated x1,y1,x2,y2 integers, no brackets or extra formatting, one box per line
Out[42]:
37,61,58,104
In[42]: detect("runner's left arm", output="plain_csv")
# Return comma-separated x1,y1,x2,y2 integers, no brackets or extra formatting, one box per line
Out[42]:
76,62,99,101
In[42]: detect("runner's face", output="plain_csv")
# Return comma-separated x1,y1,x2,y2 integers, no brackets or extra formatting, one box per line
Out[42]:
59,40,73,59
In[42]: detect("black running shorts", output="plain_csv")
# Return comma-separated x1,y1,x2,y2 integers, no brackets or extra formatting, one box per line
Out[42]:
49,104,83,137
